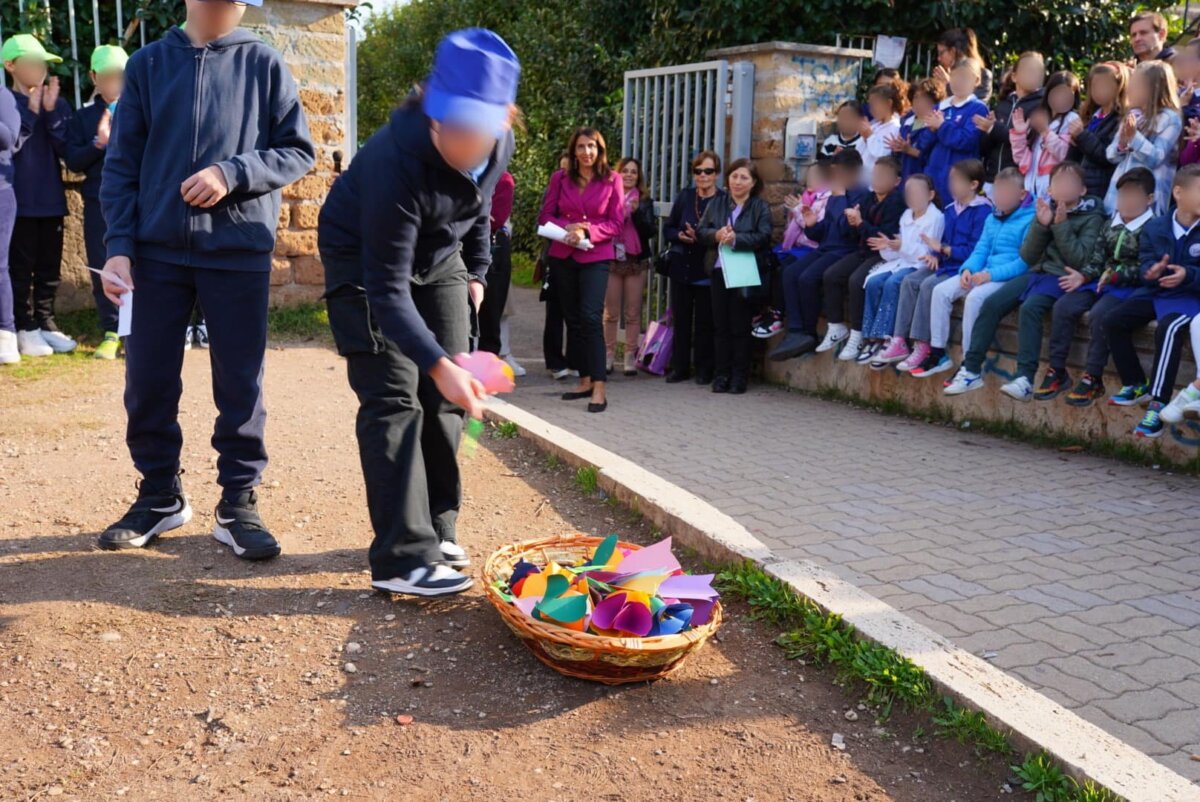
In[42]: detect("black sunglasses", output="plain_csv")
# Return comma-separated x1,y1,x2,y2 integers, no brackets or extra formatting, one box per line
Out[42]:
693,168,717,175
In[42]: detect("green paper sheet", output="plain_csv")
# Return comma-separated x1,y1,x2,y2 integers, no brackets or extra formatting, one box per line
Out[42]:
718,246,761,289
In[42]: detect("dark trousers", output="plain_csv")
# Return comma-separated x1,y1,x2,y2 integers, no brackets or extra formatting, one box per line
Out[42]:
711,269,752,382
542,275,568,371
963,274,1030,374
477,230,510,355
83,199,119,334
1048,290,1124,376
324,252,470,579
552,257,609,383
0,188,14,333
823,252,880,329
124,258,269,495
9,215,64,331
1105,297,1192,402
1014,291,1056,381
782,249,846,335
668,278,714,377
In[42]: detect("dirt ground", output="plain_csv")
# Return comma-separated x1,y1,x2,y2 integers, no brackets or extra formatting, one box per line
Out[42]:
0,343,1012,801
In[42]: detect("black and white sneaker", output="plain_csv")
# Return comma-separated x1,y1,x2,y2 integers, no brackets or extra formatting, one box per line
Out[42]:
439,540,470,568
372,563,474,597
212,490,281,560
99,486,193,550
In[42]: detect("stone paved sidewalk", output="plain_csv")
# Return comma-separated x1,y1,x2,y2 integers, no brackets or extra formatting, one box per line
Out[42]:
504,286,1200,781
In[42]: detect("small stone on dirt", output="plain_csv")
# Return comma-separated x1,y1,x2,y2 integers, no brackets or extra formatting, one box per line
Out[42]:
345,642,362,654
830,733,845,751
395,714,413,726
343,663,358,674
98,631,121,642
830,775,847,784
843,710,858,721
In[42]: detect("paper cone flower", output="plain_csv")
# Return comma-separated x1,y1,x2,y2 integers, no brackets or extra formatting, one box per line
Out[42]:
454,351,516,394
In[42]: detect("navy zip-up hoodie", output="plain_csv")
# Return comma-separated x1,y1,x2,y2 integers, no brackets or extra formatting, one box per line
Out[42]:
65,100,109,202
9,87,70,217
806,187,869,255
318,104,515,372
101,26,315,271
1134,214,1200,309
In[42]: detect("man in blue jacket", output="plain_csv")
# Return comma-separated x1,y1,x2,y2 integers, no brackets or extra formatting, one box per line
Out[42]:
97,0,315,558
318,29,518,597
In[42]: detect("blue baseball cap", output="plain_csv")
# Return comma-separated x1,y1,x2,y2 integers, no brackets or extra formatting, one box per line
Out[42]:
423,28,520,137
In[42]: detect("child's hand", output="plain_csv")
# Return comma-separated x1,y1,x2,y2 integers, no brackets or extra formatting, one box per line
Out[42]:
972,112,995,133
95,108,112,148
858,119,874,140
181,165,230,208
971,270,991,286
844,205,862,226
1159,263,1188,288
26,85,43,114
42,77,60,110
1144,254,1171,281
1053,200,1069,225
1010,107,1028,134
801,206,818,228
932,64,951,85
924,110,945,131
919,253,939,269
1066,117,1084,140
1119,112,1137,149
1188,117,1200,143
920,233,942,251
1058,266,1086,292
959,270,973,290
430,357,487,420
100,256,135,306
866,234,891,251
884,132,908,153
1035,197,1054,226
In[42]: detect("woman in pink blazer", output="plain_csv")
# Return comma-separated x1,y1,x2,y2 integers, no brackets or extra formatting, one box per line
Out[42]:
537,127,626,412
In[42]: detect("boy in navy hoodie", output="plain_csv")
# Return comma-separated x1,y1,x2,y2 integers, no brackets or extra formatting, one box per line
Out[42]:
97,0,315,558
770,147,866,360
1104,163,1200,438
2,33,76,358
65,44,128,360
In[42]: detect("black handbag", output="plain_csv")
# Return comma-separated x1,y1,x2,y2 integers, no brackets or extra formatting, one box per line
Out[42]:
654,246,672,278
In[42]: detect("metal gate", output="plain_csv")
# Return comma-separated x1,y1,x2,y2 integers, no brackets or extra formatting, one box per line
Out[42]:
621,59,754,321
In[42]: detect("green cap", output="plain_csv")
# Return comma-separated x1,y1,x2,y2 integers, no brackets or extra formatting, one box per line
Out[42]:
1,33,63,64
90,44,128,74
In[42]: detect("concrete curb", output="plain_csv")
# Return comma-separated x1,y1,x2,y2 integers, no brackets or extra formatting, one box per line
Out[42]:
485,397,1200,802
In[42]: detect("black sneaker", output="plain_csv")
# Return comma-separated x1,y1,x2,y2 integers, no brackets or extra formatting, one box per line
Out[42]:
213,490,281,560
372,562,473,597
98,484,193,550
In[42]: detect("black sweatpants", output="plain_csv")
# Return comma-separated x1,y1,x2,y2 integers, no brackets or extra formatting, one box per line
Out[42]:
669,278,714,377
477,229,510,355
124,258,269,495
9,215,64,332
324,252,470,580
1105,297,1192,403
823,251,881,329
711,269,752,382
82,199,119,334
1047,290,1124,376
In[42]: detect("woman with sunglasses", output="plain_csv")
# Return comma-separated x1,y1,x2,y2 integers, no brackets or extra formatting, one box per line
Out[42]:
538,127,626,412
697,158,772,394
662,150,723,383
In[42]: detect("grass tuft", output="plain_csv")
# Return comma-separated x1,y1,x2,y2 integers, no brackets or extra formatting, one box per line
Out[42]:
574,465,598,495
491,421,519,440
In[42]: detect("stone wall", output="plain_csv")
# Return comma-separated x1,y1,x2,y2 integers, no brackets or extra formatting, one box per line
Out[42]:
57,0,352,312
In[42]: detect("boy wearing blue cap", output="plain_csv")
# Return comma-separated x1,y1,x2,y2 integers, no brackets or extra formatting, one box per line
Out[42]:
2,33,76,358
66,44,128,360
318,28,520,597
97,0,315,559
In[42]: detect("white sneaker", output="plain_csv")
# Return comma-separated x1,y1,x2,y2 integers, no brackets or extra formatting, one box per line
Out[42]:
39,329,77,353
439,540,470,568
372,563,473,597
503,355,527,377
194,324,210,349
816,324,848,353
1000,376,1033,402
944,367,984,396
184,326,195,351
17,329,52,357
836,330,863,361
0,330,19,364
1162,385,1200,424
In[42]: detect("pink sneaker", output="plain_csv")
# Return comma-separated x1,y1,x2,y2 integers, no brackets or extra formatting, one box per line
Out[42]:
897,341,931,372
870,337,910,368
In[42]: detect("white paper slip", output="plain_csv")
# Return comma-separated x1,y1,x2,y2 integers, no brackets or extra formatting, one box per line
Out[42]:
88,267,134,337
536,222,595,251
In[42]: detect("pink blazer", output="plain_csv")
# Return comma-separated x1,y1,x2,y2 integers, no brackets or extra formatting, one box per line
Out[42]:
619,188,643,258
537,169,626,263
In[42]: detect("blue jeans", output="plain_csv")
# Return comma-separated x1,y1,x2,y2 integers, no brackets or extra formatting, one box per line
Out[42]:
863,267,916,340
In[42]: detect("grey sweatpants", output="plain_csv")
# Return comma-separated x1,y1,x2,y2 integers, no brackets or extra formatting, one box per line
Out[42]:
894,268,956,343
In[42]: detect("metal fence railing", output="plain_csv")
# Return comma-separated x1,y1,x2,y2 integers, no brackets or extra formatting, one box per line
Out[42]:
834,33,938,86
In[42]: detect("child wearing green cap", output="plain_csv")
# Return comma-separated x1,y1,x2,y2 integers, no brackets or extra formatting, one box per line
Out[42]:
2,33,76,358
65,44,129,360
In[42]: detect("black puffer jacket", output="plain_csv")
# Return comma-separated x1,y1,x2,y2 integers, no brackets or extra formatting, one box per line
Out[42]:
980,88,1044,183
1068,110,1122,202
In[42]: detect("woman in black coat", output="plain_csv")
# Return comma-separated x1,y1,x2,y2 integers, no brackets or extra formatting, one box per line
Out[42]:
697,158,773,394
662,149,723,384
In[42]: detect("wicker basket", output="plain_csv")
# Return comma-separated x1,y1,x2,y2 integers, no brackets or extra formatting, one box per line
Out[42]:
482,533,722,684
